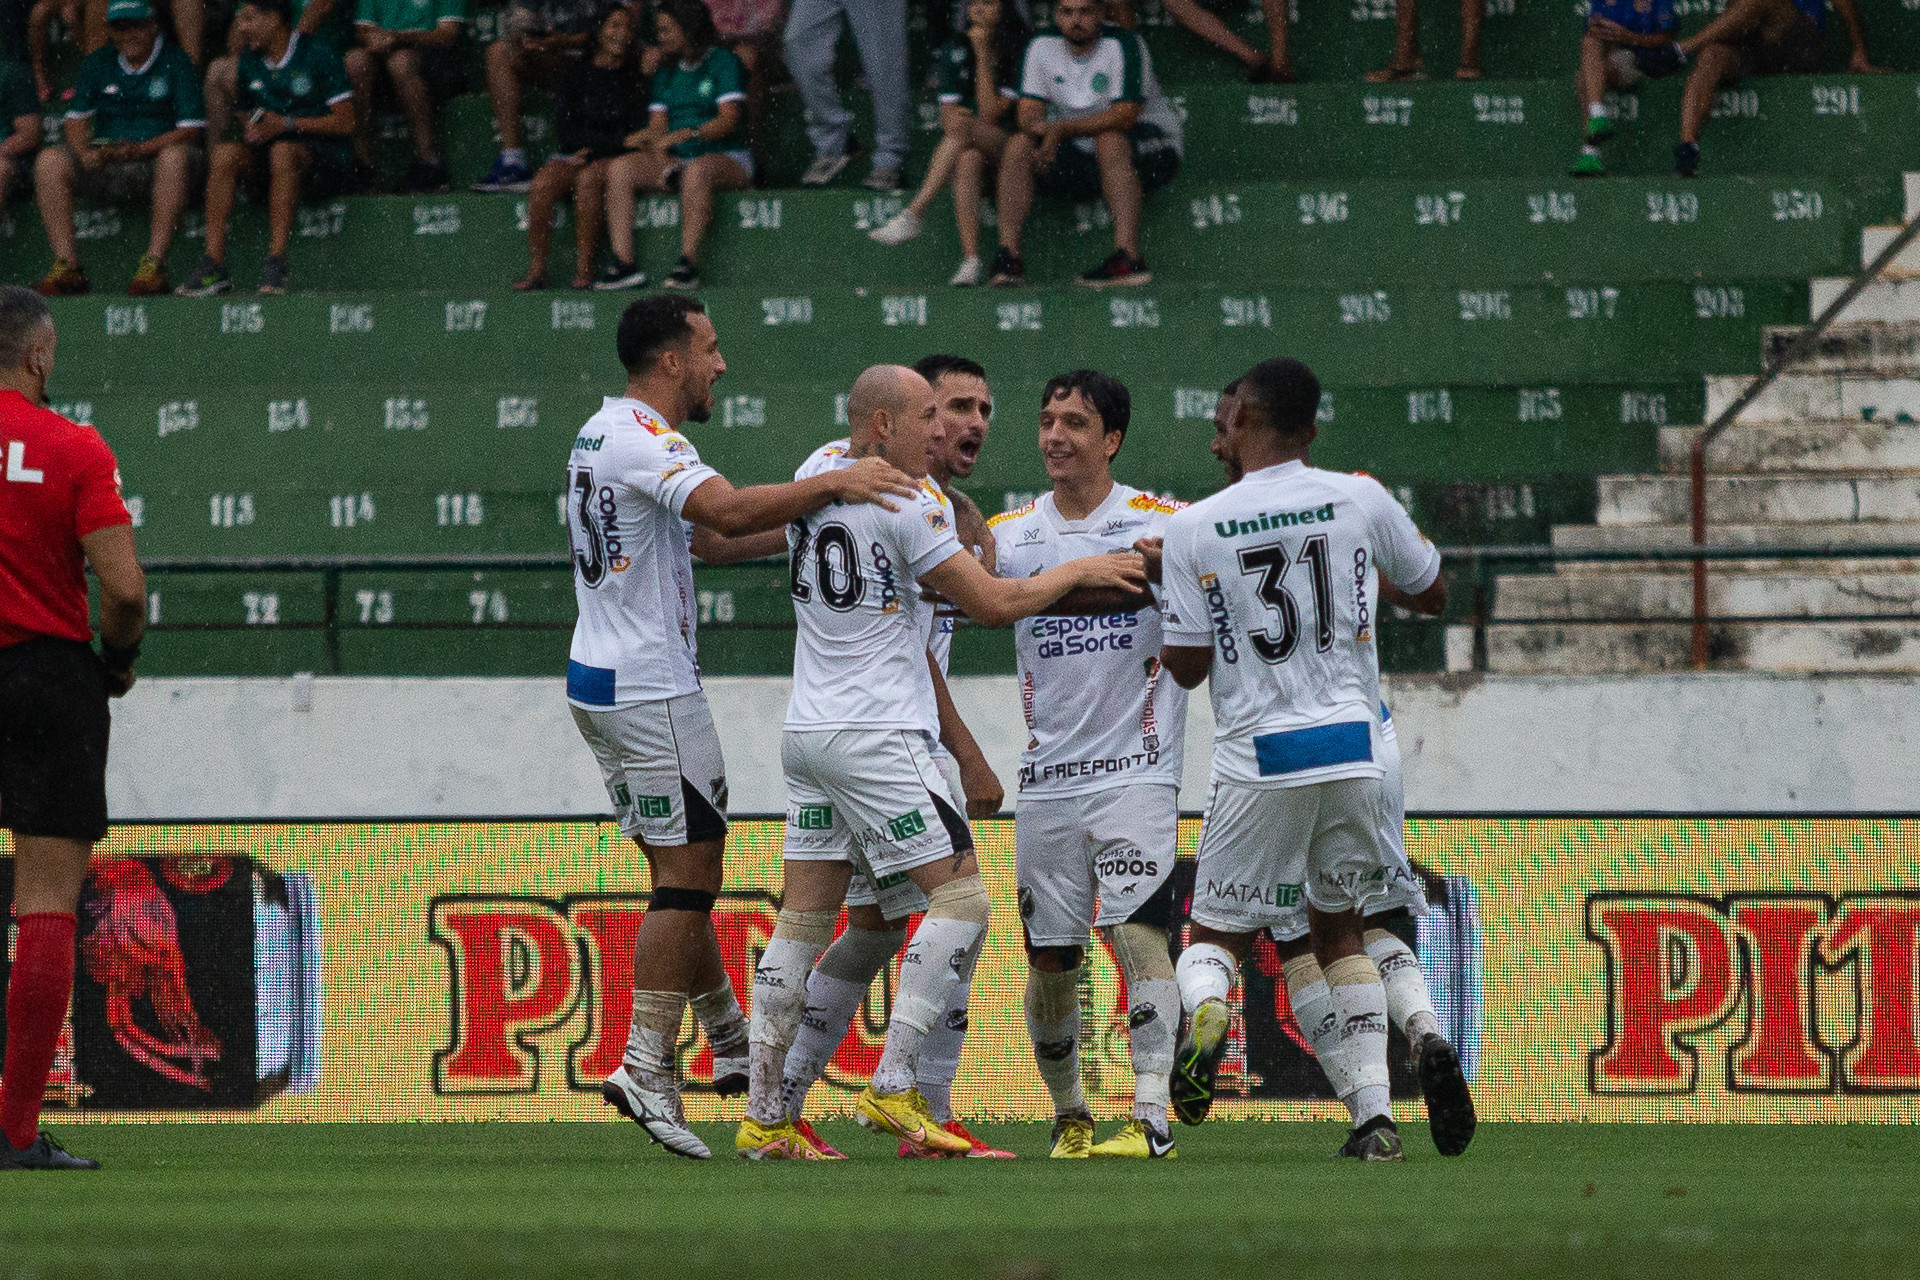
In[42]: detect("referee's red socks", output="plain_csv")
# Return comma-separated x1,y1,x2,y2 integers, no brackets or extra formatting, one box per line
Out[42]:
1,912,78,1151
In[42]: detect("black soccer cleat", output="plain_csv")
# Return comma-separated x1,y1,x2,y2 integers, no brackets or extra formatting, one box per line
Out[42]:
1334,1114,1404,1162
1170,999,1231,1126
0,1133,101,1170
1416,1033,1477,1157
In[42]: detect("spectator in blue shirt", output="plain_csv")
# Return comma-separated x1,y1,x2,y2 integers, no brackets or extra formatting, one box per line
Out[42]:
1570,0,1683,177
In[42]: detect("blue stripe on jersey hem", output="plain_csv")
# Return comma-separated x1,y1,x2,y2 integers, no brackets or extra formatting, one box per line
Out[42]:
1254,721,1373,777
566,660,617,706
1381,702,1392,722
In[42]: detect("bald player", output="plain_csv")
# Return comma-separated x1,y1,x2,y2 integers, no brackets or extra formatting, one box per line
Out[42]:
737,365,1148,1159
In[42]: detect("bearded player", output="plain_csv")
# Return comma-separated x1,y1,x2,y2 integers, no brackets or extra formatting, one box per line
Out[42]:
568,296,917,1158
735,364,1146,1159
987,370,1189,1160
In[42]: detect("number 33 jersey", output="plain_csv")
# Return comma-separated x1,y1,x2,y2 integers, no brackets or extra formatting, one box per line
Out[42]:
991,485,1188,799
784,473,964,733
1160,460,1439,788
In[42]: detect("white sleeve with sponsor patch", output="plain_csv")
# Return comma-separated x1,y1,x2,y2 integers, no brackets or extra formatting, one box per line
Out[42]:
565,396,720,708
785,482,964,731
1161,461,1437,788
992,485,1188,799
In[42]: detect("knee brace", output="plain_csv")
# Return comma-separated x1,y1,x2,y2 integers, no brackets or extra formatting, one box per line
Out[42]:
772,908,837,947
925,875,991,929
650,886,717,914
816,926,906,983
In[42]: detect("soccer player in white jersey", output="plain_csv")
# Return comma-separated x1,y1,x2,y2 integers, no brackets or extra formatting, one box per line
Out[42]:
776,353,1016,1160
985,370,1189,1160
568,296,920,1160
1167,380,1476,1156
736,364,1147,1160
1157,357,1447,1161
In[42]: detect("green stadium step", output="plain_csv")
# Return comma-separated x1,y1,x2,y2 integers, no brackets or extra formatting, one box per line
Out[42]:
6,172,1873,292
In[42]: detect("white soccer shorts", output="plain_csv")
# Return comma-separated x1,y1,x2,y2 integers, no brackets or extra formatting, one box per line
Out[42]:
1189,776,1394,934
842,741,966,921
1267,739,1427,942
572,693,729,847
1015,783,1178,948
782,729,972,913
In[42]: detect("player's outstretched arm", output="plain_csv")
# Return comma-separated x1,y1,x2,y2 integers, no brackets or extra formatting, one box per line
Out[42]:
921,548,1147,629
690,526,789,565
1160,645,1212,690
680,457,919,537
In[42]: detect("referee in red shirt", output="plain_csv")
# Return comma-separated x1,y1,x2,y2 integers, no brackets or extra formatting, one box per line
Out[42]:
0,286,146,1171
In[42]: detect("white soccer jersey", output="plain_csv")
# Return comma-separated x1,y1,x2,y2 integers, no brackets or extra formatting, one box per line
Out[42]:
785,470,964,732
992,484,1188,798
1161,461,1439,788
1018,26,1184,154
565,396,720,708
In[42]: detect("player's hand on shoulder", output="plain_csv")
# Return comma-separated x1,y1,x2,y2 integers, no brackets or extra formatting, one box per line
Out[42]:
1132,536,1163,584
830,455,920,511
1071,550,1148,592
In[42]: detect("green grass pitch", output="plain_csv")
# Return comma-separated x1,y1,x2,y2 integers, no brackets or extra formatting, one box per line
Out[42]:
5,1121,1913,1278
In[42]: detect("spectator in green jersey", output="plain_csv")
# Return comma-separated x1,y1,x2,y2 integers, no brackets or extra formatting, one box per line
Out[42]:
32,0,203,296
512,3,644,290
596,0,748,292
0,55,37,208
205,0,351,152
175,0,353,294
343,0,462,191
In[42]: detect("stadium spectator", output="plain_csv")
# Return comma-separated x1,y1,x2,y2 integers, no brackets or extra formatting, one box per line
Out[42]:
1569,0,1683,177
597,0,749,291
175,0,354,294
27,0,83,100
1672,0,1880,177
1153,0,1292,82
866,0,1025,286
511,4,644,289
343,0,463,192
988,0,1180,289
0,53,36,203
32,0,202,297
203,0,352,154
703,0,780,159
1366,0,1481,81
470,0,596,191
783,0,907,191
0,284,147,1172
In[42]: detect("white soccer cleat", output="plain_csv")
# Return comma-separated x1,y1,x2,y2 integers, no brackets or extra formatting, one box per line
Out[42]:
868,209,922,246
948,256,984,287
602,1065,712,1159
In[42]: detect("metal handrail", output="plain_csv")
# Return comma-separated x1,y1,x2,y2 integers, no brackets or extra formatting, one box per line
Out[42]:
1687,205,1920,667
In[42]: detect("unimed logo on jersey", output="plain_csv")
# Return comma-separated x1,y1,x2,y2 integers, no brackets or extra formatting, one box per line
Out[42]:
1587,893,1920,1095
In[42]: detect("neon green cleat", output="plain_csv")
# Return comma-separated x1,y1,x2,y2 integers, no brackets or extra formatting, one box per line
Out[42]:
1583,116,1615,144
1170,998,1230,1126
1090,1119,1177,1159
1049,1114,1095,1159
736,1116,824,1161
1570,151,1606,178
855,1087,971,1155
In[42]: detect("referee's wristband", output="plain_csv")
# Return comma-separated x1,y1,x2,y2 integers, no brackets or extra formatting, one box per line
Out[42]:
99,639,141,672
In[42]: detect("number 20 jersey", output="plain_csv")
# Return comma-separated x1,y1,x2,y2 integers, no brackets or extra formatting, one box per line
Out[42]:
991,485,1187,799
1160,460,1439,787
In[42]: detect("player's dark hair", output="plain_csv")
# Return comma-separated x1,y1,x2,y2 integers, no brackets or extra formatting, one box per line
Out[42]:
914,353,988,392
1042,369,1130,449
1237,357,1320,438
0,286,52,371
616,295,707,374
1221,376,1242,396
656,0,717,53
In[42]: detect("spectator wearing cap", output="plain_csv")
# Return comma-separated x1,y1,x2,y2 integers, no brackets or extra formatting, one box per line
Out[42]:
32,0,203,297
1672,0,1881,177
783,0,908,192
988,0,1181,289
1569,0,1684,177
204,0,353,159
596,0,749,292
343,0,463,192
470,0,598,192
867,0,1026,287
174,0,353,294
511,3,644,289
0,52,37,207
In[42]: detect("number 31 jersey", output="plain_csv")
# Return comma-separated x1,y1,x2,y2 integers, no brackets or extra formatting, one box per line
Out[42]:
1161,460,1438,788
991,484,1187,799
784,475,964,733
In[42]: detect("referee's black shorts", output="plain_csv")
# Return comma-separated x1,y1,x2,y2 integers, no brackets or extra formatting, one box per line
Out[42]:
0,638,112,842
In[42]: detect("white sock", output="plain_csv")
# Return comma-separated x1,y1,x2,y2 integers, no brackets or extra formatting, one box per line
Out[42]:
1175,942,1237,1014
872,914,984,1095
916,977,971,1123
747,932,827,1123
502,146,527,165
1324,953,1393,1128
624,989,686,1084
1126,978,1177,1128
780,927,902,1119
1282,952,1352,1112
1365,928,1441,1044
1024,966,1086,1118
1587,102,1609,120
690,981,749,1063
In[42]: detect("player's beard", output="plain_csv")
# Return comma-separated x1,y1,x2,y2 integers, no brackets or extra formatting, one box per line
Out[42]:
685,378,715,423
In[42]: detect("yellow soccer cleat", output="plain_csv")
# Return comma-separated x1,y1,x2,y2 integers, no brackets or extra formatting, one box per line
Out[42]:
1090,1119,1177,1159
736,1115,824,1161
855,1087,971,1156
1049,1114,1095,1159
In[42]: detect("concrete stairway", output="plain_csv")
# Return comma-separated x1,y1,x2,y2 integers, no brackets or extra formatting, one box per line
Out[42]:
1481,175,1920,675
